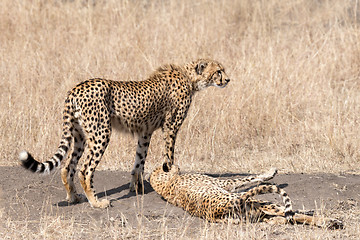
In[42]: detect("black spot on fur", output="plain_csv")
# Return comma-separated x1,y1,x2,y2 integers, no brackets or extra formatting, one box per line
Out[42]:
162,162,169,172
136,152,143,160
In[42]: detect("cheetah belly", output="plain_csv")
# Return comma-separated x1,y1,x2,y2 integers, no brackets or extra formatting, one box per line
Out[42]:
170,179,232,220
110,113,165,135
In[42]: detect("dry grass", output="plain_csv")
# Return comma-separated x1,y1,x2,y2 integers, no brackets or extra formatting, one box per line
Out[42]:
0,0,359,238
1,194,359,240
1,0,359,174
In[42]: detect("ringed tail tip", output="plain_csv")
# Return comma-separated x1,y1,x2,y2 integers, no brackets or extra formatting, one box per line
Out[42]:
19,150,38,172
19,150,29,162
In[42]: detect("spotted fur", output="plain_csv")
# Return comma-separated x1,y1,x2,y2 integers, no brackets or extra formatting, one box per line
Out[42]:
150,164,344,229
19,59,230,208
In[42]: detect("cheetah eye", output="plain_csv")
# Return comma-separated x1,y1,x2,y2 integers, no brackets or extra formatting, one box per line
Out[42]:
217,71,222,77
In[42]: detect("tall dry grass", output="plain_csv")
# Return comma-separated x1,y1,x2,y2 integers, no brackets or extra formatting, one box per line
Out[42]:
1,0,359,175
1,1,360,237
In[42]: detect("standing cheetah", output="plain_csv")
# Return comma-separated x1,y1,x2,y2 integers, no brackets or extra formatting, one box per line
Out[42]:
19,59,230,208
150,164,344,229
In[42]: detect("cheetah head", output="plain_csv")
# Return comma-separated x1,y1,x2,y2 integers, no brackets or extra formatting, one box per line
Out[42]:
149,163,180,194
185,59,230,91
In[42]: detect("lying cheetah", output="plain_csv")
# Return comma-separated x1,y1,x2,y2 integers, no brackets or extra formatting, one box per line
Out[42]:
149,164,344,229
19,59,230,208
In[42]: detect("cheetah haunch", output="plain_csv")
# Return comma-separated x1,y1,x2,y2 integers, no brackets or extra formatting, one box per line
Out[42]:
150,164,343,229
19,59,230,208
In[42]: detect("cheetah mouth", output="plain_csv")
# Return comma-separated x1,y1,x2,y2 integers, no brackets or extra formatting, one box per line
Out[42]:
215,82,229,88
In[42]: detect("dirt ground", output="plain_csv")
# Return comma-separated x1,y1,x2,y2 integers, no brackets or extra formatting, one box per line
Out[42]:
1,166,359,237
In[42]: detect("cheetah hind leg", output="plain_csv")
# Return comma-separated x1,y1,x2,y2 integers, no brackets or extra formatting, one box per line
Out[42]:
78,126,112,208
61,167,87,204
270,207,343,229
60,126,88,204
292,213,344,229
264,212,344,229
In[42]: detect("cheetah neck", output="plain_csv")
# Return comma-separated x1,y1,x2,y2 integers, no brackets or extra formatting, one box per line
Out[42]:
183,63,209,92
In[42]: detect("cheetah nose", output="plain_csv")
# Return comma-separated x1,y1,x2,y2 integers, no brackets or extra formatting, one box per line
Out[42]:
225,79,230,83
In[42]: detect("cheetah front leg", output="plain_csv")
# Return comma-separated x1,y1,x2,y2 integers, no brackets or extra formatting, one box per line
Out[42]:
130,133,152,192
162,107,188,168
219,168,278,192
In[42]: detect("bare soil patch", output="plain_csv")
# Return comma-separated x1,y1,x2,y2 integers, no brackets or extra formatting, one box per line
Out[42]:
1,166,359,237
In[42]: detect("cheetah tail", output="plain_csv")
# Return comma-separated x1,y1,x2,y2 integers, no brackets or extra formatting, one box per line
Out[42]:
243,185,294,220
19,101,73,174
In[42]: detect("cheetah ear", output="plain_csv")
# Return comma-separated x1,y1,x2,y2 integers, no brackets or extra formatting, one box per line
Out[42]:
162,162,170,172
195,62,207,75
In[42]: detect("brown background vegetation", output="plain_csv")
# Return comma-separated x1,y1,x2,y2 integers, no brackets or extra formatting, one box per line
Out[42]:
0,0,359,239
